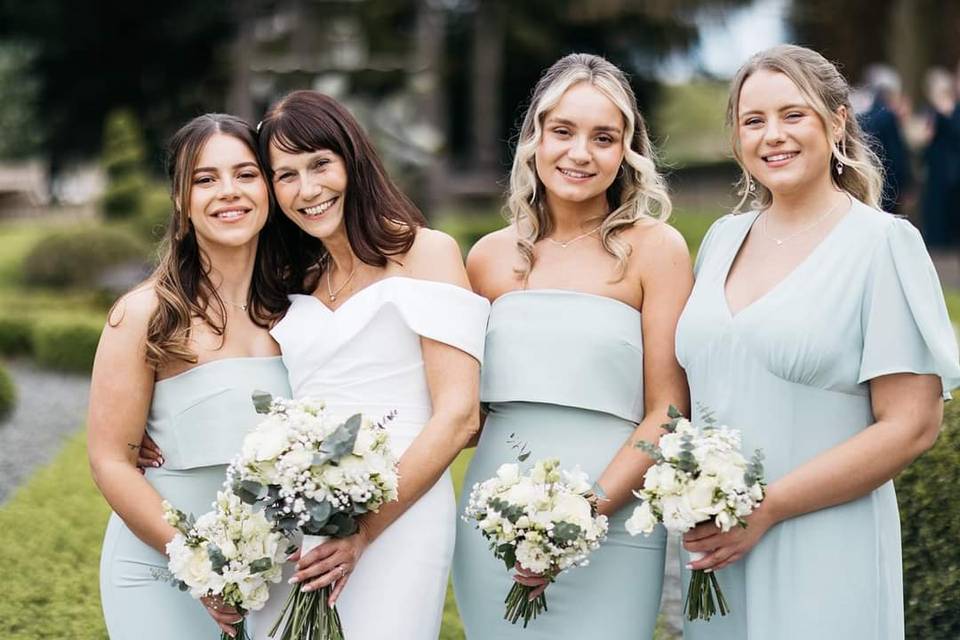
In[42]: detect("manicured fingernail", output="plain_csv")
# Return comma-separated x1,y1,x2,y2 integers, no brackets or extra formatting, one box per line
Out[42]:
705,568,714,573
153,461,160,467
302,584,314,592
685,563,693,569
288,576,299,584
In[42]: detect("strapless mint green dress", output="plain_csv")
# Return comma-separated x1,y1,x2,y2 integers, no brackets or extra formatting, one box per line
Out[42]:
99,357,290,640
453,290,666,639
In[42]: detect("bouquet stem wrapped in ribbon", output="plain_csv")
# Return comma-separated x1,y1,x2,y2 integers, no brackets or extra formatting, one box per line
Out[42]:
229,392,400,640
463,456,608,628
626,406,766,622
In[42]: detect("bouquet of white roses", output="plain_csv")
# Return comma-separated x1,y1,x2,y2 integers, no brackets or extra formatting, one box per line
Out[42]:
625,406,765,621
227,392,399,640
462,457,608,627
160,491,288,640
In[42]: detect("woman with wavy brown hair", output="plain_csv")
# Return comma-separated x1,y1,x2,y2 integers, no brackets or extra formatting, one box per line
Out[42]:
246,90,490,640
89,113,291,639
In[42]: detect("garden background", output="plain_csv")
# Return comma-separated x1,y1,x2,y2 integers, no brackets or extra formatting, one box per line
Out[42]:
1,1,959,638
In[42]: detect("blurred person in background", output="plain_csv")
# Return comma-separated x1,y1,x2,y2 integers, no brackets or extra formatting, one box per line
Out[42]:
920,67,960,248
859,64,913,214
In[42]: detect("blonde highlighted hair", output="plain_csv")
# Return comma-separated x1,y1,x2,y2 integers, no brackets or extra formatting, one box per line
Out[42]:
727,44,884,211
507,53,671,282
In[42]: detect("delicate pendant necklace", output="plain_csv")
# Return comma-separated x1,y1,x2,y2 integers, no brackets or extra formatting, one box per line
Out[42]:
546,224,602,248
326,263,358,302
220,296,248,312
762,196,847,247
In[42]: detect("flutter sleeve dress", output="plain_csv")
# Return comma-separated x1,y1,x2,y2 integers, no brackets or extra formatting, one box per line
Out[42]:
675,199,960,639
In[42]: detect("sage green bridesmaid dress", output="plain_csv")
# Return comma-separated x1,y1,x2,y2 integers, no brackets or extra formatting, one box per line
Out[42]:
99,356,290,639
453,290,666,639
675,200,960,639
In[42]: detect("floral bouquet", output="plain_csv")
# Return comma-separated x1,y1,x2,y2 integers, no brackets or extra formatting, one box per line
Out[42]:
625,406,765,621
159,491,288,640
462,457,609,627
227,392,400,640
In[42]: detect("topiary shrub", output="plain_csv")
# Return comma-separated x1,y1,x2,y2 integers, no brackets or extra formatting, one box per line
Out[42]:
129,184,173,244
21,226,148,290
897,400,960,639
0,316,32,356
0,363,15,421
31,318,102,373
101,108,149,220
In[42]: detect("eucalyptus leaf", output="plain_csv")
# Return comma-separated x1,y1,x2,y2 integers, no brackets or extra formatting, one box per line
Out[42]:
318,414,361,462
249,557,273,574
553,521,582,544
207,543,227,573
251,390,274,414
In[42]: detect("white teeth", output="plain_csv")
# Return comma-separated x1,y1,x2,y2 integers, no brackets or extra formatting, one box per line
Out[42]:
303,198,337,216
216,209,246,219
558,168,592,178
765,153,797,162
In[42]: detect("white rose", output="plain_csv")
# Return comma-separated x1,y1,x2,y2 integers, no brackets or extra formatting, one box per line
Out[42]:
550,492,592,529
659,433,682,460
243,422,288,461
625,501,657,536
560,465,592,495
504,479,546,509
515,539,551,574
687,475,723,520
660,494,698,533
496,463,520,486
282,447,314,471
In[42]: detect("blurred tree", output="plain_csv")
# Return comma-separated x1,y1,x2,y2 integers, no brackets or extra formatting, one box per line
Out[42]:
0,42,44,159
100,109,149,220
0,0,235,173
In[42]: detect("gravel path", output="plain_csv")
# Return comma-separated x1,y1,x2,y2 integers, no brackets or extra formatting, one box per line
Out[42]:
0,359,90,504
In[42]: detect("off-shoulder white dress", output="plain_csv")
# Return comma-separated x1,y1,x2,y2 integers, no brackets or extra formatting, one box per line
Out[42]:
248,276,490,640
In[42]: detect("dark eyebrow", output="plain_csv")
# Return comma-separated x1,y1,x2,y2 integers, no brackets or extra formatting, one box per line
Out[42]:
269,150,334,174
545,117,622,135
193,161,259,174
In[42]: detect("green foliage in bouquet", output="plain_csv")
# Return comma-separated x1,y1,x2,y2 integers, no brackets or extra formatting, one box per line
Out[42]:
0,363,15,421
32,318,102,372
21,226,148,290
897,400,960,639
101,108,149,220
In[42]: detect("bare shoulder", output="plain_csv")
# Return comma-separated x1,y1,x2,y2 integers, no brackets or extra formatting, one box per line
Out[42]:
466,226,519,299
403,227,470,288
621,218,691,267
106,283,159,334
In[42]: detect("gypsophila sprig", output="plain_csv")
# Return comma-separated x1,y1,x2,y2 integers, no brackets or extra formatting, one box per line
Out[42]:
462,457,608,627
626,405,766,622
160,491,287,640
226,392,400,640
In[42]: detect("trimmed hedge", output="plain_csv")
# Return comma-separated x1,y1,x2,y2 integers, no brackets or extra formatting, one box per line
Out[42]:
31,318,102,373
0,316,32,356
436,211,507,254
898,400,960,639
0,363,15,421
21,226,148,290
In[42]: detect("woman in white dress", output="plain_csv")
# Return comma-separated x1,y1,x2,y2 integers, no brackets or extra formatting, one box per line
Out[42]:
247,90,490,640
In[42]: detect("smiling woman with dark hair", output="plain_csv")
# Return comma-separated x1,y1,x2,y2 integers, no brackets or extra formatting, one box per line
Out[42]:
246,90,490,640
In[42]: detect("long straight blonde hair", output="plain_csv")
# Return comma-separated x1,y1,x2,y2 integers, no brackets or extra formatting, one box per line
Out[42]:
507,53,671,282
727,44,883,211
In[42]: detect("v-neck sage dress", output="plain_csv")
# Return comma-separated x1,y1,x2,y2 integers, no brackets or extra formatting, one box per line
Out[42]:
675,200,960,639
453,290,666,640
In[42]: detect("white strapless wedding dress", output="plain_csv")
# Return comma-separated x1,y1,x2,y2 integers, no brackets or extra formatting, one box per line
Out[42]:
248,276,490,640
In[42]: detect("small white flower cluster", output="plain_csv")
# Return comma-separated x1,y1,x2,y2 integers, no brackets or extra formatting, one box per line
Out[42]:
162,491,287,612
227,397,399,535
463,458,608,575
626,415,765,537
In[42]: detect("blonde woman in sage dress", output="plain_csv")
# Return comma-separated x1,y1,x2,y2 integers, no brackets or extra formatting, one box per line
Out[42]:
676,45,960,640
453,53,692,640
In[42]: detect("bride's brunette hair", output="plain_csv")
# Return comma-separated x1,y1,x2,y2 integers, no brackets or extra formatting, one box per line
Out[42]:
508,53,672,282
133,113,287,369
727,44,883,211
257,90,426,294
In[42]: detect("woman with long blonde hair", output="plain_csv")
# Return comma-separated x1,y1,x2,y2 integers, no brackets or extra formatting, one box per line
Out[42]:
676,44,960,638
452,53,692,639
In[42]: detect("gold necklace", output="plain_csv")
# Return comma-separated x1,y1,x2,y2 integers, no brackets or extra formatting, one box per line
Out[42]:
761,196,848,247
546,224,602,248
219,295,247,312
325,263,358,302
